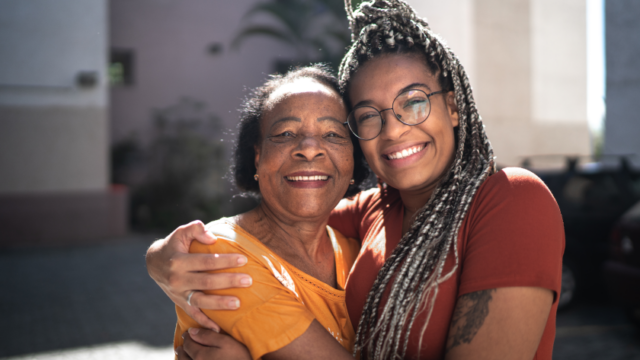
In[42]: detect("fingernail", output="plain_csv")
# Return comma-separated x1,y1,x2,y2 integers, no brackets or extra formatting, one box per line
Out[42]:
228,299,240,309
175,348,178,356
213,326,220,333
237,256,247,265
188,328,199,336
240,276,252,286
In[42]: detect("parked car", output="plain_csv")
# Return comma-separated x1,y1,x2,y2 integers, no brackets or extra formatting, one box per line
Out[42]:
604,200,640,327
521,155,640,308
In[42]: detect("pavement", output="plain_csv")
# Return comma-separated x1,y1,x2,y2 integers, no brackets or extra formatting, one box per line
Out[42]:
0,236,639,359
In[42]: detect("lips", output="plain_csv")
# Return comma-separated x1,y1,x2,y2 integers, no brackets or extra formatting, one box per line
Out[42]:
286,175,329,181
383,143,427,160
284,171,331,188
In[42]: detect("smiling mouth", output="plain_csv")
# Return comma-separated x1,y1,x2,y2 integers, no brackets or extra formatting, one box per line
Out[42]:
285,175,329,181
384,143,427,160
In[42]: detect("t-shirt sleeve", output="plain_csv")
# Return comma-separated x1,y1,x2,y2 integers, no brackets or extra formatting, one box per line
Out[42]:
457,168,565,302
179,240,315,360
329,189,377,240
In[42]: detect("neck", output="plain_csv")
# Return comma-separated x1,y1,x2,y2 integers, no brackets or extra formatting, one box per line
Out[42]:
399,183,436,228
239,202,331,261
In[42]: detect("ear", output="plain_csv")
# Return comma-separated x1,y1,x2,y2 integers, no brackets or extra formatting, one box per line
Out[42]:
445,91,460,128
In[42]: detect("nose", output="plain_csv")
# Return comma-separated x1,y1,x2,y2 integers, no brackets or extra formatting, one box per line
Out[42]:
293,135,326,161
380,109,410,140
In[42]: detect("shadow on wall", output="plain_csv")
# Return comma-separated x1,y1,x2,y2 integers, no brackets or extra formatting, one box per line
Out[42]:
112,98,256,232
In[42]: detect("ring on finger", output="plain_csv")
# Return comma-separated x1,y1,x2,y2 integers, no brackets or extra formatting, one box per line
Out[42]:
187,291,196,307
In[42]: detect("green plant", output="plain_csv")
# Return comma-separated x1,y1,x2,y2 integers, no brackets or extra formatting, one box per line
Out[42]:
231,0,364,71
112,98,229,231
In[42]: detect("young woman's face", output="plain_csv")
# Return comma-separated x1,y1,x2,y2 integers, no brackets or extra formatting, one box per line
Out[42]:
348,54,459,193
255,78,354,220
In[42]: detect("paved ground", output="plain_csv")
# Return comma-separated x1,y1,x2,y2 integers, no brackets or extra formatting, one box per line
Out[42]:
0,237,639,359
0,237,175,359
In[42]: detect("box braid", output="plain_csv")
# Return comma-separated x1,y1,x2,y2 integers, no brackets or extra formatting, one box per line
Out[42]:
338,1,496,358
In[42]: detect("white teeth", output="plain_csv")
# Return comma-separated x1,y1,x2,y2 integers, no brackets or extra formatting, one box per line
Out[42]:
387,145,425,160
286,175,329,181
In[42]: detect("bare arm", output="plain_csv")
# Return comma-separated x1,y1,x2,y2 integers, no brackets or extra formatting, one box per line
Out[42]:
445,286,553,360
145,220,253,330
179,321,353,360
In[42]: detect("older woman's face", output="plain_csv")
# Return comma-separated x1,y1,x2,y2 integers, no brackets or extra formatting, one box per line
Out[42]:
255,79,353,220
348,54,459,193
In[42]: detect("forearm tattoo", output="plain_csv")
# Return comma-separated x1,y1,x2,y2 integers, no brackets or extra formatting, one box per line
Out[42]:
446,289,497,353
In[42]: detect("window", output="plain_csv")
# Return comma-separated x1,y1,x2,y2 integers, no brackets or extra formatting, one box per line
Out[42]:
109,49,135,86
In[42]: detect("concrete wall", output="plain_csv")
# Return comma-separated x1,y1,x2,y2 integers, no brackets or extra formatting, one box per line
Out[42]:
407,0,591,167
0,0,109,194
0,0,126,246
605,0,640,165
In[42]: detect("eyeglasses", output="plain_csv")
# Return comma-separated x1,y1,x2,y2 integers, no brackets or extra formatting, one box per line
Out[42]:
345,89,446,140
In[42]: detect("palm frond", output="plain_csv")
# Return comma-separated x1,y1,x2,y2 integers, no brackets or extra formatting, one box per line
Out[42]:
242,1,311,42
230,26,300,52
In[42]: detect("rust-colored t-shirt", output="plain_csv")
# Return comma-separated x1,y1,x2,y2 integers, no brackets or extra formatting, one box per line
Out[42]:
329,167,565,360
174,219,360,360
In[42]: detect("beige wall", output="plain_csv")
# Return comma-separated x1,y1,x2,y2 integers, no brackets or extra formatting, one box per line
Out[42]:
407,0,591,166
109,0,298,152
0,0,109,194
0,107,108,193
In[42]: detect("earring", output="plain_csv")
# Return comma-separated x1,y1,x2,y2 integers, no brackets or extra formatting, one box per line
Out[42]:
349,179,355,185
254,174,259,181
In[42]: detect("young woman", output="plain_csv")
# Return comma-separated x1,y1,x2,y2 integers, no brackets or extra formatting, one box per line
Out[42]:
147,1,564,359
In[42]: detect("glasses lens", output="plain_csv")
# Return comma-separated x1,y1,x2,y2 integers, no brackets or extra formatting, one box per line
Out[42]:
393,89,431,125
348,106,382,140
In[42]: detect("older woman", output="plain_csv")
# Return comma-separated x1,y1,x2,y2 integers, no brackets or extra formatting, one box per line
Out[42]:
150,1,565,359
170,65,372,360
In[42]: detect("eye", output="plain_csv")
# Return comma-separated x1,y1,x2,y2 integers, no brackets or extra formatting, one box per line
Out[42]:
275,131,295,137
325,132,343,138
357,113,379,125
402,98,427,110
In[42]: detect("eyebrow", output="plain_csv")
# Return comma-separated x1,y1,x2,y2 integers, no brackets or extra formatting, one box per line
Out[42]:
317,116,346,125
352,82,433,108
269,116,300,130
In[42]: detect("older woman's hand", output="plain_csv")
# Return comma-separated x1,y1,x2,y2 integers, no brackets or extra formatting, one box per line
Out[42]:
145,220,253,330
176,328,251,360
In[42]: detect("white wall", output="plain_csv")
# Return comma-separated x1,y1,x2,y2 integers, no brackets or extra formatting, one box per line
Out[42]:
0,0,108,108
406,0,476,84
0,0,109,194
530,0,587,124
406,0,590,166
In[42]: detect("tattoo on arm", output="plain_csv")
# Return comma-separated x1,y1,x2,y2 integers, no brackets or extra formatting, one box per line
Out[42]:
446,289,497,353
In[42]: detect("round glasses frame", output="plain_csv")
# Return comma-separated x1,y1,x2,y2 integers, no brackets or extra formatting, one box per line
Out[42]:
344,89,446,141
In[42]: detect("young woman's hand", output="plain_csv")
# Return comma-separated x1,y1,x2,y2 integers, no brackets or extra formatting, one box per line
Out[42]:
145,220,253,330
176,328,251,360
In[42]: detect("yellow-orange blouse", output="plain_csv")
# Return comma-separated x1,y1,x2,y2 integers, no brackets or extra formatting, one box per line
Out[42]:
174,218,360,360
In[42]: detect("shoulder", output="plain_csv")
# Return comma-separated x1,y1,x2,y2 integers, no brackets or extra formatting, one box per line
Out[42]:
189,218,260,258
470,167,559,216
462,167,564,252
335,186,382,212
478,167,551,198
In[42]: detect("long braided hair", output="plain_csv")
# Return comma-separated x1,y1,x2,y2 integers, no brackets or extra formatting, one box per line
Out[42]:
338,1,496,358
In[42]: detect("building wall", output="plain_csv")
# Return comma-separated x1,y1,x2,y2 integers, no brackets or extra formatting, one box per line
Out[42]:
605,0,640,165
109,0,297,150
407,0,591,167
0,0,126,246
0,0,109,194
